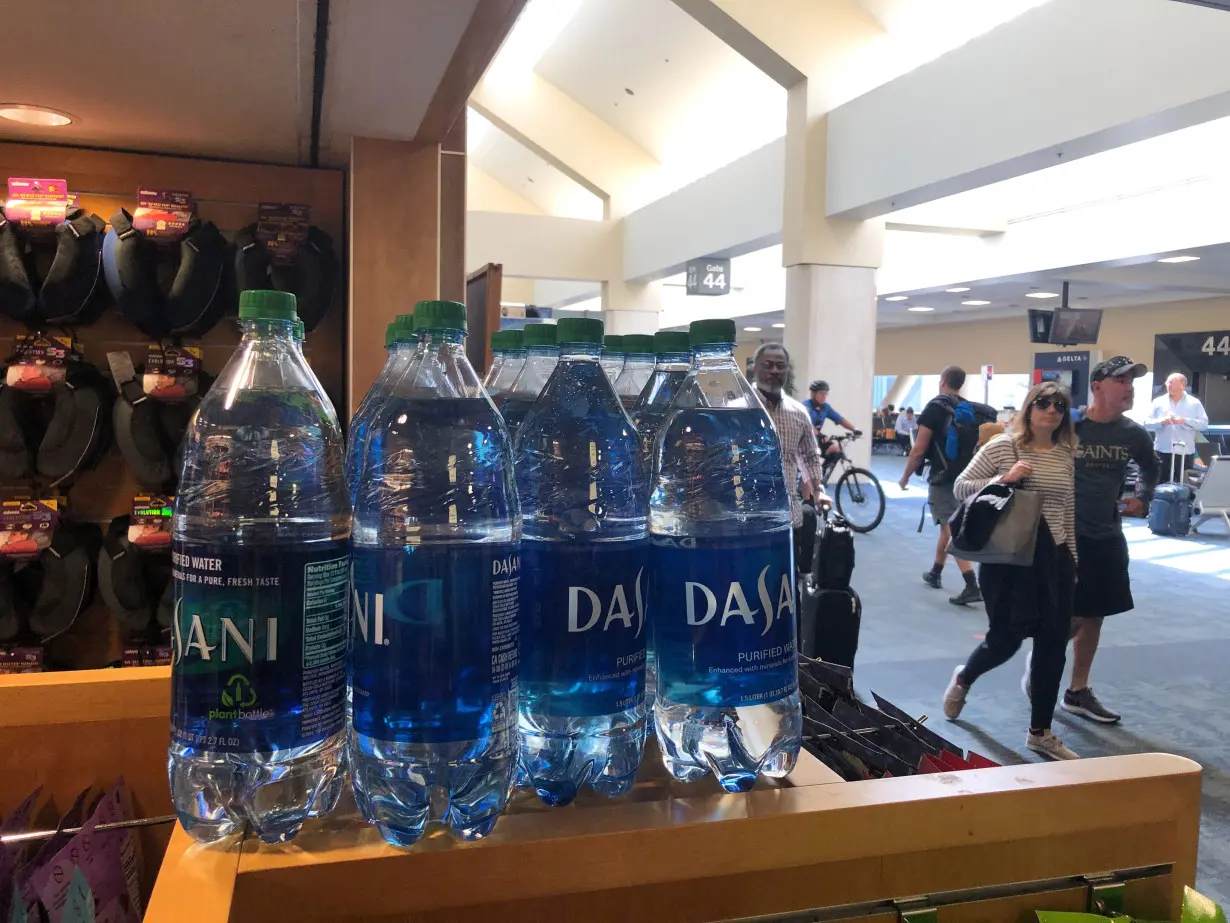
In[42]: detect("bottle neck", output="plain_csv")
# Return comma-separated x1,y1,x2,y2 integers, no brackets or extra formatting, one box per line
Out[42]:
624,353,655,367
240,318,297,341
526,346,558,359
693,343,734,361
655,352,692,370
559,343,601,360
419,328,465,346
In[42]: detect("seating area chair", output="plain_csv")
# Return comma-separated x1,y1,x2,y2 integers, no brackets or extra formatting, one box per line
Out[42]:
1192,455,1230,536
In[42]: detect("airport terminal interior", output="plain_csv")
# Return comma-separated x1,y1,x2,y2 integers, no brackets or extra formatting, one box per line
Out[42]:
2,0,1230,918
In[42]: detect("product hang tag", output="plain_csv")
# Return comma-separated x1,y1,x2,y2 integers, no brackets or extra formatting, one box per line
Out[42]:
131,188,195,240
128,496,173,549
7,335,76,391
0,647,44,675
142,344,201,401
257,202,310,266
5,178,71,232
0,498,58,560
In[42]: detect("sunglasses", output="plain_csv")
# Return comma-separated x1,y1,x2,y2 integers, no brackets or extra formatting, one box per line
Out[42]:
1032,396,1068,413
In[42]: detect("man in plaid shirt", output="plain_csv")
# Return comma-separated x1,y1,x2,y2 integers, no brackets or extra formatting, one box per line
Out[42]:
751,344,830,567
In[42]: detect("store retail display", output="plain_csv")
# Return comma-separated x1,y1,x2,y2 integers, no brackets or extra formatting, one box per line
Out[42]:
233,223,339,333
649,318,802,792
0,360,114,486
169,290,349,844
483,327,525,399
499,321,558,438
0,520,101,644
350,300,519,845
613,333,655,413
344,314,418,506
515,317,648,805
102,209,231,338
112,366,214,489
0,207,109,326
98,514,173,636
600,333,625,384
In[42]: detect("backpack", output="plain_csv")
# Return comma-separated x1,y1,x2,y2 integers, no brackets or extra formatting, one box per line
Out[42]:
930,396,996,485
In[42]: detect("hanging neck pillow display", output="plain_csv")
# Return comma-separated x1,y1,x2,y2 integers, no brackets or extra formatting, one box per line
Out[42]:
0,207,109,326
0,520,101,644
113,367,214,488
98,515,173,636
102,209,230,338
0,361,114,486
233,223,338,332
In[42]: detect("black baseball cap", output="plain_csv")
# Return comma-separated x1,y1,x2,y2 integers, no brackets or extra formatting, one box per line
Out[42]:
1091,356,1147,382
809,380,830,392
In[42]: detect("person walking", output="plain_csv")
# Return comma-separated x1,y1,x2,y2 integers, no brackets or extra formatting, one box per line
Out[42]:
898,366,985,607
752,344,830,570
1022,357,1159,724
1147,372,1208,481
941,380,1080,761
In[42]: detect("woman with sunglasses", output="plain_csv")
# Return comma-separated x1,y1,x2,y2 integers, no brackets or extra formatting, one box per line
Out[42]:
941,381,1080,761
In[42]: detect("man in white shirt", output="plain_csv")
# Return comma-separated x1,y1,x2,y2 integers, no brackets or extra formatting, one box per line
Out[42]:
1146,372,1209,481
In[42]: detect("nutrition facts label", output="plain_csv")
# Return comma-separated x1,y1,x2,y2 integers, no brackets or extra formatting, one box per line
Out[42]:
301,554,348,741
491,570,519,685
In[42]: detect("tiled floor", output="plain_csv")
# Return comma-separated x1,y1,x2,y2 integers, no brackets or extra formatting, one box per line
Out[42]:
852,456,1230,900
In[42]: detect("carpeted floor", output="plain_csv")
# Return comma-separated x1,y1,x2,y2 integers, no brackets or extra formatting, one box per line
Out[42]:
848,455,1230,900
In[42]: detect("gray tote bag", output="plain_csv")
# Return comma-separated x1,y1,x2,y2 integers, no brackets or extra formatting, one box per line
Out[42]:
948,486,1043,565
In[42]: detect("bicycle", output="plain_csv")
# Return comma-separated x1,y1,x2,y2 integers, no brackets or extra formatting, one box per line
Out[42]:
818,432,885,533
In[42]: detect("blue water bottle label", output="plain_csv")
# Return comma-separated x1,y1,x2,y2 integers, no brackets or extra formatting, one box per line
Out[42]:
170,540,349,753
350,543,520,744
519,539,648,717
650,532,798,707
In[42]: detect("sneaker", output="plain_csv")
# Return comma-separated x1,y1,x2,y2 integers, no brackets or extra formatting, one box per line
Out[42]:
1063,687,1122,724
942,665,968,720
1026,729,1080,760
922,570,943,589
1021,650,1032,702
948,582,982,606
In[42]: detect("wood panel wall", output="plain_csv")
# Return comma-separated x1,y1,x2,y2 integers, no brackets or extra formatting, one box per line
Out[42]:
0,142,345,668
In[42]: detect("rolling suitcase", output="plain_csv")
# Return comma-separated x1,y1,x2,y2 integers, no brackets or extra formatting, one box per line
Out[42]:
1149,447,1193,537
799,512,861,670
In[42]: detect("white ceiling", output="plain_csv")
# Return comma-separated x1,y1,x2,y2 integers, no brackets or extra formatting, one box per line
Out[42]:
468,111,603,219
533,0,785,183
0,0,477,168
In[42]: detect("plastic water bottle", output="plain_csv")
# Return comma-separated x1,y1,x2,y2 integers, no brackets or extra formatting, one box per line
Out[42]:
499,322,558,439
349,300,520,846
515,317,648,805
484,329,525,400
649,318,801,792
169,290,350,843
613,335,656,413
601,334,626,385
630,329,692,718
345,315,417,505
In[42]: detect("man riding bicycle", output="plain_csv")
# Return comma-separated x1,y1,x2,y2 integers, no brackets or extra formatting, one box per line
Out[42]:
806,380,861,464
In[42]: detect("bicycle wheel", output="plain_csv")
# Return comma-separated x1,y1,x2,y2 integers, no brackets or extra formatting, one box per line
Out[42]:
835,466,886,533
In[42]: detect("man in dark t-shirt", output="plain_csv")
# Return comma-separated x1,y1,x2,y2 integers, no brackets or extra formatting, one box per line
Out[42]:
1029,356,1159,725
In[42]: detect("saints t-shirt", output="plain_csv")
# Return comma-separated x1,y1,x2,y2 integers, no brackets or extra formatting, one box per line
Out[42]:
1073,415,1159,539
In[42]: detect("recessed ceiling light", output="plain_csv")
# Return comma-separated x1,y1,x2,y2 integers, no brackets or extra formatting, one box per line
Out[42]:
884,295,908,302
961,300,991,306
0,104,73,127
771,323,784,329
946,287,970,293
907,306,934,313
743,326,762,332
1158,255,1200,263
1025,292,1059,299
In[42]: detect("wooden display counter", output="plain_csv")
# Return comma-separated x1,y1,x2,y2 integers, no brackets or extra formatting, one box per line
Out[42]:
146,752,1201,923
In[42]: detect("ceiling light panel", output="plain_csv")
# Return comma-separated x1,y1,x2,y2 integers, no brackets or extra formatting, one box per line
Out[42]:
1025,292,1060,298
907,306,934,313
0,104,73,127
1157,255,1201,263
946,287,970,293
884,295,908,301
962,300,991,306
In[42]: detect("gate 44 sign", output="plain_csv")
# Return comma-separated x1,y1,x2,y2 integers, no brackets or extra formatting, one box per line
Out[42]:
686,257,731,296
1201,333,1230,357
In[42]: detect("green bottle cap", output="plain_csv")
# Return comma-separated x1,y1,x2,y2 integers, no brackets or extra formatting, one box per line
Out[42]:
239,289,298,322
690,318,736,347
491,329,524,350
622,334,654,355
384,322,400,347
556,317,604,344
413,300,467,331
603,335,625,353
653,330,691,354
522,323,559,347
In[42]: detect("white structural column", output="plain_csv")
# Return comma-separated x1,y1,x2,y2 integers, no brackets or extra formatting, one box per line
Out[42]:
783,80,883,468
603,279,662,336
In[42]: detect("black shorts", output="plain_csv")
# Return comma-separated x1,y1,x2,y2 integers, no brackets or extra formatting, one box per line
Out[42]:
1074,533,1134,618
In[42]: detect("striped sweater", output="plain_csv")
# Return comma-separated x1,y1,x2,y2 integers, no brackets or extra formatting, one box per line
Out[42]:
954,432,1077,563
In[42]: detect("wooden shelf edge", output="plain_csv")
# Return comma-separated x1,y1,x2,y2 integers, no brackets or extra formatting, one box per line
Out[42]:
0,666,170,726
